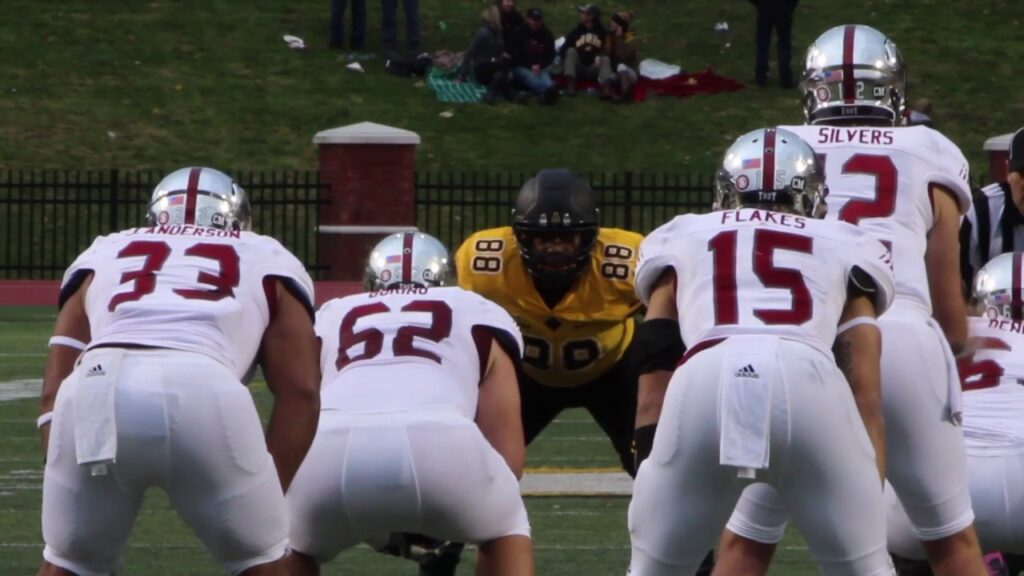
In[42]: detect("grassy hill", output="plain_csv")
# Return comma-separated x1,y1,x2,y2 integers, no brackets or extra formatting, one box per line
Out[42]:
2,0,1021,174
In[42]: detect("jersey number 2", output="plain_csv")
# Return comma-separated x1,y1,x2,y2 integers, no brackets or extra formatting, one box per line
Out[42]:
708,229,814,326
108,241,240,311
336,300,453,370
835,154,898,225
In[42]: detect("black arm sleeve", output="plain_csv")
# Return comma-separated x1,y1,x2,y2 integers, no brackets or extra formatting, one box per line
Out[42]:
635,318,685,374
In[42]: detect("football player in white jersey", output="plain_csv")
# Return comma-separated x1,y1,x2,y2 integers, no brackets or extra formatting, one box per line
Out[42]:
886,252,1024,575
284,232,534,576
626,128,897,576
717,25,988,576
37,167,320,576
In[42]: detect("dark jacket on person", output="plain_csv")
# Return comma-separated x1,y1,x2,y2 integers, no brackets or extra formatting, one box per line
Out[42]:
458,23,506,81
511,24,555,69
605,32,638,70
500,9,525,50
561,22,606,66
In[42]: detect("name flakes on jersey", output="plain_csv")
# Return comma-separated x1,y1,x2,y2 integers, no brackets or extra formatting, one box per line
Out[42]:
815,126,895,146
720,209,807,229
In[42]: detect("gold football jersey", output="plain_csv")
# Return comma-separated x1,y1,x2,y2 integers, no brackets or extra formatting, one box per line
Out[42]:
456,226,643,387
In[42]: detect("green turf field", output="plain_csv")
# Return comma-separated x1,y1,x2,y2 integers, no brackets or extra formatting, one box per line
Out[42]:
2,1,1021,173
0,306,820,574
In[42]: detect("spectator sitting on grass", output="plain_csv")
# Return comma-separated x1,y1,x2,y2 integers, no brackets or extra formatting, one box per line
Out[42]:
510,9,559,104
457,6,519,104
561,4,607,96
599,10,639,102
497,0,525,51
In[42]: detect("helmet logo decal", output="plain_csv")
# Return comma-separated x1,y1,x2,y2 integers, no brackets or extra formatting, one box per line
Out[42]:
184,167,202,225
762,129,777,193
816,86,830,102
401,233,415,284
842,25,857,104
538,213,548,226
791,176,806,191
736,174,750,191
379,269,392,283
551,212,562,225
157,211,170,225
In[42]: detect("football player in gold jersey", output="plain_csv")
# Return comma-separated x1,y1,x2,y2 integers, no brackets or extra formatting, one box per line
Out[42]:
456,168,643,475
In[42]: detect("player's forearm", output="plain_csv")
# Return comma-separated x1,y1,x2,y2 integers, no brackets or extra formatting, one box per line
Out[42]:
636,371,670,428
835,325,886,482
265,390,319,492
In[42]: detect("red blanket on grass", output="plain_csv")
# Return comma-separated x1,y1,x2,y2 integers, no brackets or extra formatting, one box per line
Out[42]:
554,68,744,103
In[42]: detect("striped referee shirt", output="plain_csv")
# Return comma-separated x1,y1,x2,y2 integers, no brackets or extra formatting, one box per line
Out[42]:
960,181,1024,292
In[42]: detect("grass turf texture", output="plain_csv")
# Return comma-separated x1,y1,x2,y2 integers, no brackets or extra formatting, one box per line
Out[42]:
2,1,1021,174
0,305,820,573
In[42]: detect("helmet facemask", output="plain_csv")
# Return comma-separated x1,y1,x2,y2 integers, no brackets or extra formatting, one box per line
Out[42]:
513,225,598,281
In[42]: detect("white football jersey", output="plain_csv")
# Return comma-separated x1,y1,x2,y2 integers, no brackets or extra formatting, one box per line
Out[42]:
780,125,971,317
61,225,314,379
959,316,1024,452
316,286,523,419
636,209,895,358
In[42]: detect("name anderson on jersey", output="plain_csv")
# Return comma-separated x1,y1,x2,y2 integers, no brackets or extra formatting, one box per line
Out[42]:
120,225,243,238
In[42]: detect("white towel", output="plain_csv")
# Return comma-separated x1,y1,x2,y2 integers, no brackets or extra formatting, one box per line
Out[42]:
74,348,125,475
719,338,778,477
926,317,963,425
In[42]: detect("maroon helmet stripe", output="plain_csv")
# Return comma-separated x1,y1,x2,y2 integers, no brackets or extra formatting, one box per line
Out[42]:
842,25,857,104
184,167,202,225
401,233,414,284
1012,252,1023,321
762,128,777,192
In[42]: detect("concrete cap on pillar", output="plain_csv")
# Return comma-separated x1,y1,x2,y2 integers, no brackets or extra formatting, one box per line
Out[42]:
313,121,421,145
984,132,1015,152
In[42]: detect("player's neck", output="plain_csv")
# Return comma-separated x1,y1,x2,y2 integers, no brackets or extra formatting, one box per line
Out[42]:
532,275,575,309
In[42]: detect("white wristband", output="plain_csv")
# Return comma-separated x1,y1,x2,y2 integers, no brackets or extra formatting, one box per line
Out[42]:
48,336,87,350
837,316,879,335
37,412,53,429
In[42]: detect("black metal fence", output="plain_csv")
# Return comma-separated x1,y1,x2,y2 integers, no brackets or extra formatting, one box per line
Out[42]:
0,170,325,279
5,168,984,280
416,171,716,250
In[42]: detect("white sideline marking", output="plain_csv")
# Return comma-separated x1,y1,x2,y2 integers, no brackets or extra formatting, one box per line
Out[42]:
0,380,41,402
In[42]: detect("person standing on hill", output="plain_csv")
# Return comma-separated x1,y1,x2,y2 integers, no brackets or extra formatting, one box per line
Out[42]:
382,0,420,53
750,0,798,88
330,0,367,50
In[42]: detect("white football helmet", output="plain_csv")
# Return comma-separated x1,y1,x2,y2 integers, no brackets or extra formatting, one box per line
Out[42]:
147,167,251,231
365,232,454,290
715,127,828,218
973,252,1024,321
801,24,906,126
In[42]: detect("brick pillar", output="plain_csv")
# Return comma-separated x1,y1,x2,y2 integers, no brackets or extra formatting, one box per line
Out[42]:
314,122,421,280
984,132,1013,184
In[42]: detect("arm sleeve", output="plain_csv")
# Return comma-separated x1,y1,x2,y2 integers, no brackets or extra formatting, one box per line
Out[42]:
59,236,105,308
634,218,685,305
459,29,487,79
256,238,316,319
470,294,524,359
926,129,973,214
849,235,896,315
